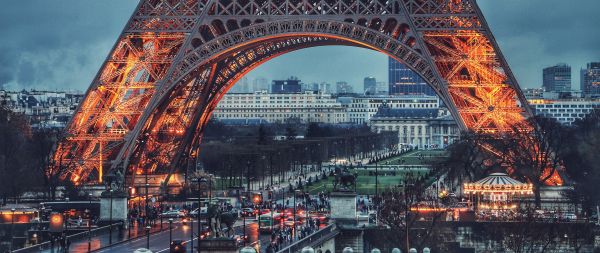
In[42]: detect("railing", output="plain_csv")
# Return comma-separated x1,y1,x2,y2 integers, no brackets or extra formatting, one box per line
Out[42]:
277,224,339,253
13,222,122,253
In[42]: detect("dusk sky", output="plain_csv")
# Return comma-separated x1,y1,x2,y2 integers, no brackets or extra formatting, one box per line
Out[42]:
0,0,598,92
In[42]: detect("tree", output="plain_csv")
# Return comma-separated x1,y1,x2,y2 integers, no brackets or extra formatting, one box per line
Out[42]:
305,122,333,138
0,107,34,204
257,124,269,145
285,126,297,140
498,116,567,208
431,131,496,190
29,129,62,200
561,109,600,214
379,173,448,252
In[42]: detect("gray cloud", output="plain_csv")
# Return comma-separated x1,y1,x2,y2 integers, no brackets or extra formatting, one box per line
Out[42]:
0,0,137,91
0,0,598,91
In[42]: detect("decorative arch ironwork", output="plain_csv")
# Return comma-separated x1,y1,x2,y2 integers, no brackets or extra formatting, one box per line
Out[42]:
52,0,562,187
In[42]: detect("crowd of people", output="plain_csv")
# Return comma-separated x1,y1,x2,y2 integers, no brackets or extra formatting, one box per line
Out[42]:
265,218,323,253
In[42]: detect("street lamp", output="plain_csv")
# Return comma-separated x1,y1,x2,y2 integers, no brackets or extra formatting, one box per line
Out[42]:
168,218,173,252
241,196,247,246
127,188,132,238
293,190,300,234
109,189,114,246
85,208,91,252
246,160,251,191
146,225,151,249
145,183,150,224
10,208,16,252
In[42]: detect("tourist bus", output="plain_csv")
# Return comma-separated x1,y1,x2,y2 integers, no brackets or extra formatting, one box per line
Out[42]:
258,212,282,233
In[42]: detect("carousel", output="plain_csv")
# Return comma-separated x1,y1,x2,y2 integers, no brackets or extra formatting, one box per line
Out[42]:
463,173,533,210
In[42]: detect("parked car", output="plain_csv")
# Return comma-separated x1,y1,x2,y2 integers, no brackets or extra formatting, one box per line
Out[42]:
159,210,185,218
561,213,577,221
189,207,207,217
241,208,255,217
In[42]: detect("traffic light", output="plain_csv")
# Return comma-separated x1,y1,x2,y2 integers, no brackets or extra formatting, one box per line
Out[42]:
49,212,64,233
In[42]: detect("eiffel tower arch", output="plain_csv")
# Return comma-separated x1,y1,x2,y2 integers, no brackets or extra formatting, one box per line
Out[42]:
54,0,539,186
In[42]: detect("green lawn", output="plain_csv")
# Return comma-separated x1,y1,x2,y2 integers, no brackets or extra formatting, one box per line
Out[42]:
305,169,429,195
376,150,448,165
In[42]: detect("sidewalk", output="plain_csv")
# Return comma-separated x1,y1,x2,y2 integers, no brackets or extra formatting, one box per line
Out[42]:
21,222,167,253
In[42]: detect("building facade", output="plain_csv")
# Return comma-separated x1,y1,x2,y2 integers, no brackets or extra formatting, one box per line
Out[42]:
271,78,302,93
363,77,377,95
581,62,600,98
370,106,459,149
0,89,83,128
529,98,600,125
340,95,440,124
388,57,436,96
543,64,571,93
335,81,353,94
212,90,348,124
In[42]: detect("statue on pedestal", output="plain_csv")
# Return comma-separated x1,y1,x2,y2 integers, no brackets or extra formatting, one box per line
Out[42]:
333,166,357,192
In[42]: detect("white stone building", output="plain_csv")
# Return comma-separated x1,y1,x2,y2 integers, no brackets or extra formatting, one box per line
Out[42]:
212,90,348,124
369,106,459,149
529,98,600,125
0,89,83,128
340,95,440,124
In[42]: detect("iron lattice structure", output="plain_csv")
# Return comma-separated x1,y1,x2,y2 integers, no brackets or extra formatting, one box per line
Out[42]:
53,0,562,185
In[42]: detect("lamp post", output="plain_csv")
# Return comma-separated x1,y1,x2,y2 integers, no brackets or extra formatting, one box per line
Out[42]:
242,196,247,246
127,187,132,238
146,225,151,249
168,218,173,252
190,214,194,253
375,159,378,197
293,190,300,234
246,161,251,191
109,189,114,246
304,192,309,223
145,183,149,224
10,208,15,252
85,208,91,252
198,177,208,248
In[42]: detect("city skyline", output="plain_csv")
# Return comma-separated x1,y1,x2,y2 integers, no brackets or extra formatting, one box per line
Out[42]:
0,0,599,92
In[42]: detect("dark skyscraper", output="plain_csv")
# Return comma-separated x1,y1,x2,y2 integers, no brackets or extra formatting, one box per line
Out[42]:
388,57,435,96
363,77,377,95
271,77,302,93
543,64,571,93
581,62,600,98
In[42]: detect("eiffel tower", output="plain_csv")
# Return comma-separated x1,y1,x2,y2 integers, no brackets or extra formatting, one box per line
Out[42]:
53,0,553,186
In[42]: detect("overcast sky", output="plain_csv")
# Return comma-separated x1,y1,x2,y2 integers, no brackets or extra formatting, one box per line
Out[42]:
0,0,598,92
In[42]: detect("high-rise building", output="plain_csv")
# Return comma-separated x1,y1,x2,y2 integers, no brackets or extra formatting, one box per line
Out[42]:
581,62,600,98
376,81,388,95
319,82,333,94
336,81,354,94
543,64,571,93
271,77,301,93
252,77,269,92
363,77,377,95
388,57,435,96
229,76,251,93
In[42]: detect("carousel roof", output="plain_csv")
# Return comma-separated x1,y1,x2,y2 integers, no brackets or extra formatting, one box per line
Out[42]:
463,173,533,194
473,173,525,186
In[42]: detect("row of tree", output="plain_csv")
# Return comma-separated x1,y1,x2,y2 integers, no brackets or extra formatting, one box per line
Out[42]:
0,107,62,204
196,122,399,191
